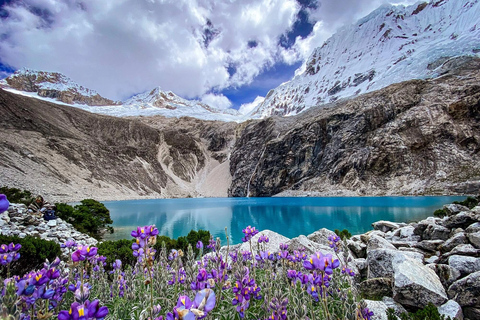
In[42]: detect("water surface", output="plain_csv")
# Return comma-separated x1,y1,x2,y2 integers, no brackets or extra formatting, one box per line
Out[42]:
102,196,465,244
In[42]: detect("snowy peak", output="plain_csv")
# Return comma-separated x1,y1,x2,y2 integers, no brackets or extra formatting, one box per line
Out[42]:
1,68,118,106
252,0,480,117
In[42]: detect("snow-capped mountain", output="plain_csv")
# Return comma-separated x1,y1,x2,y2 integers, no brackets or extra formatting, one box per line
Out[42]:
0,68,117,106
252,0,480,117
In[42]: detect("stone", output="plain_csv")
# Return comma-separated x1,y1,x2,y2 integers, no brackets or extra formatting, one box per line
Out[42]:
463,307,480,320
359,277,393,299
444,204,470,216
439,232,468,253
423,224,451,241
367,234,397,251
287,235,332,256
372,221,400,233
468,232,480,249
443,212,477,229
363,300,389,320
438,300,463,320
347,239,366,258
448,255,480,277
425,256,440,264
392,226,419,241
47,220,57,227
367,249,423,279
413,240,444,253
428,264,461,289
18,232,26,238
466,222,480,234
306,228,336,247
382,297,407,317
447,271,480,307
393,256,448,309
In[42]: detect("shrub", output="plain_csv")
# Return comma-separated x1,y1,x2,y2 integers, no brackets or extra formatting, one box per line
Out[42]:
433,208,448,218
55,199,113,240
453,196,479,209
387,303,452,320
97,239,137,271
0,235,61,277
335,228,352,240
0,186,34,206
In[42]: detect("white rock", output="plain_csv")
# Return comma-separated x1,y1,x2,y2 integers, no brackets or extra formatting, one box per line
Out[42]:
468,232,480,249
47,220,57,227
438,300,463,320
448,255,480,277
237,230,289,255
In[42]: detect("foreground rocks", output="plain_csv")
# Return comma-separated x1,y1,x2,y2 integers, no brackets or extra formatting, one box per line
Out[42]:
1,203,97,256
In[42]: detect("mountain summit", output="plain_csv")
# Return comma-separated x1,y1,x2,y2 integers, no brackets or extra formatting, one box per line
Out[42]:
252,0,480,117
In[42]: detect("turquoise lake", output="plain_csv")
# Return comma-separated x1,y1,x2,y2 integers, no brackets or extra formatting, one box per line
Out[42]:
102,196,465,244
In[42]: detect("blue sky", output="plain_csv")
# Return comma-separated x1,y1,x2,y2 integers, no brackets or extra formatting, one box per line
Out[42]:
0,0,419,112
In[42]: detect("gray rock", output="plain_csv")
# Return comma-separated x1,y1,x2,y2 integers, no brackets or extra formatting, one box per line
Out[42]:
287,235,332,256
439,232,468,253
18,232,26,238
466,222,480,234
382,297,407,317
47,220,57,227
372,221,400,233
444,204,470,216
367,249,423,279
359,277,393,299
392,226,419,241
443,212,477,229
306,228,336,247
448,255,480,277
363,300,389,320
447,271,480,307
367,234,397,251
424,224,451,241
347,239,366,258
426,255,440,264
393,255,448,308
468,232,480,249
438,300,463,320
413,240,444,253
428,264,461,289
463,307,480,320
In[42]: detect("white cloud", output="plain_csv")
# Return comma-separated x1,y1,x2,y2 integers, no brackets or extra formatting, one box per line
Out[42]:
0,0,425,105
200,93,232,110
238,96,265,115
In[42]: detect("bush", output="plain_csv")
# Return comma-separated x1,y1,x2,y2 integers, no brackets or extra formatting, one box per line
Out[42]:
433,208,448,218
335,228,352,240
55,199,113,240
0,186,34,206
0,235,61,277
97,239,137,271
453,196,479,209
387,303,451,320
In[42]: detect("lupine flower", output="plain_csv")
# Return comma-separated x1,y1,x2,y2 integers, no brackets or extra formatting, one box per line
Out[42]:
359,307,374,320
206,236,216,250
342,266,355,277
0,194,9,212
58,299,108,320
196,241,203,249
328,234,342,252
258,234,269,243
60,240,77,248
71,246,98,262
0,242,21,265
241,226,259,242
268,297,288,320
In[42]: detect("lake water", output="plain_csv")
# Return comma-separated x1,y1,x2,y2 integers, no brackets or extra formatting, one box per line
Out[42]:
102,196,465,244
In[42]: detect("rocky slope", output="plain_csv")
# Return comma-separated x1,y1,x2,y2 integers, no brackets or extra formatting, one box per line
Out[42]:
229,57,480,197
252,0,480,117
0,69,117,106
0,88,237,202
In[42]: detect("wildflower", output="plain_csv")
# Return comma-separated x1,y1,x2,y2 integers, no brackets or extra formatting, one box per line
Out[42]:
342,266,355,277
241,226,259,242
328,234,341,252
258,234,269,243
71,246,98,262
196,241,203,249
58,299,108,320
0,242,21,265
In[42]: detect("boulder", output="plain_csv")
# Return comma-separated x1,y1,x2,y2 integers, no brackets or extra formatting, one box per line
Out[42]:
413,240,444,253
372,221,400,233
443,212,477,229
448,255,480,277
425,256,440,264
306,228,336,247
439,232,468,253
347,239,366,258
423,224,451,241
463,307,480,320
367,234,397,251
391,226,420,242
447,271,480,307
468,232,480,249
367,249,423,279
466,222,480,234
359,277,393,299
47,220,57,227
444,204,470,216
393,257,448,308
237,229,290,255
363,300,389,320
438,300,463,320
427,264,461,289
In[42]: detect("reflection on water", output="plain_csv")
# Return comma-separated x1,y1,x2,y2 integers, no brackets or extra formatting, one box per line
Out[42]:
102,196,465,244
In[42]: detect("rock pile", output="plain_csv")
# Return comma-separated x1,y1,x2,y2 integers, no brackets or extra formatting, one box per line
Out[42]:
0,203,98,256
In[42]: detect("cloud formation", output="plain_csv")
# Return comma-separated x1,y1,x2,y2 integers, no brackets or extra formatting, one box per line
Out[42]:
0,0,421,107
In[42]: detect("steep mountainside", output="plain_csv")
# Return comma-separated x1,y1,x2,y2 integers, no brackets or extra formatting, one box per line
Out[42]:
230,57,480,197
252,0,480,117
0,89,237,202
0,69,117,106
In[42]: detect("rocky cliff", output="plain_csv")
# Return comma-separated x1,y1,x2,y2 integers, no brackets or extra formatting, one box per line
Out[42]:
229,57,480,197
0,89,237,202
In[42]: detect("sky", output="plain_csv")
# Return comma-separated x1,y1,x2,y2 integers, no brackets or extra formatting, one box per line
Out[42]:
0,0,420,112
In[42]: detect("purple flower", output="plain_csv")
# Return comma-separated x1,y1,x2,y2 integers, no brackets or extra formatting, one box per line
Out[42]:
196,241,203,249
71,246,98,263
361,307,374,320
61,240,77,248
241,226,259,242
58,299,108,320
258,234,269,243
0,194,9,212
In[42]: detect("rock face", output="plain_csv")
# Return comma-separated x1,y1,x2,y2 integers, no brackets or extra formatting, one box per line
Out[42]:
229,57,480,197
2,69,117,106
0,88,237,202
